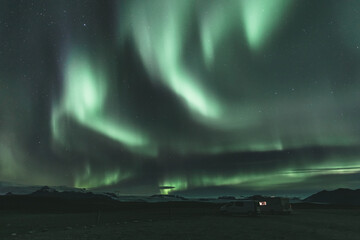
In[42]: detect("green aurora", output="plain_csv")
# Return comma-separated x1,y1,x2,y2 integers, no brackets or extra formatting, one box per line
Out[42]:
1,0,360,196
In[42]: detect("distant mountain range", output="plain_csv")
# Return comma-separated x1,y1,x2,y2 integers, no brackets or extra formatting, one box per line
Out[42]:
2,181,360,206
30,186,110,200
304,188,360,205
0,181,85,195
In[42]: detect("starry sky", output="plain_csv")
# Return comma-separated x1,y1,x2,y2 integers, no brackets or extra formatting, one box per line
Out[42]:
1,0,360,197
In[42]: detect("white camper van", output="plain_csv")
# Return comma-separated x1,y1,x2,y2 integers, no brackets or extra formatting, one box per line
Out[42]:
220,200,260,215
258,197,292,214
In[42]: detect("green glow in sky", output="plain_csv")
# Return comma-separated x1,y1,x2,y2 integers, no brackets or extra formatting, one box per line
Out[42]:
124,0,221,119
15,1,356,193
160,160,360,194
0,135,23,180
159,152,360,194
74,164,132,189
160,177,188,195
199,3,235,66
121,0,294,125
51,48,155,188
52,49,148,148
240,0,293,50
159,172,300,195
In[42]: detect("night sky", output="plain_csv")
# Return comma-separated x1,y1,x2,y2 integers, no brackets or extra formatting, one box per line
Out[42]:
1,0,360,197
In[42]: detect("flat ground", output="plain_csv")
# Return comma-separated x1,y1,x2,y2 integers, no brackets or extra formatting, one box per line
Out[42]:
1,205,359,240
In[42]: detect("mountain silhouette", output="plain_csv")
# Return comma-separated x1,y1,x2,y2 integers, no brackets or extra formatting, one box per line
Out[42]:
304,188,360,205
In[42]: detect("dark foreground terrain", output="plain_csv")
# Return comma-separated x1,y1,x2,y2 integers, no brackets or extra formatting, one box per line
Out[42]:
0,196,359,240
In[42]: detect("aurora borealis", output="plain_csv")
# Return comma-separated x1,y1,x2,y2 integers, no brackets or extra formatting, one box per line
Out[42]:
1,0,360,197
